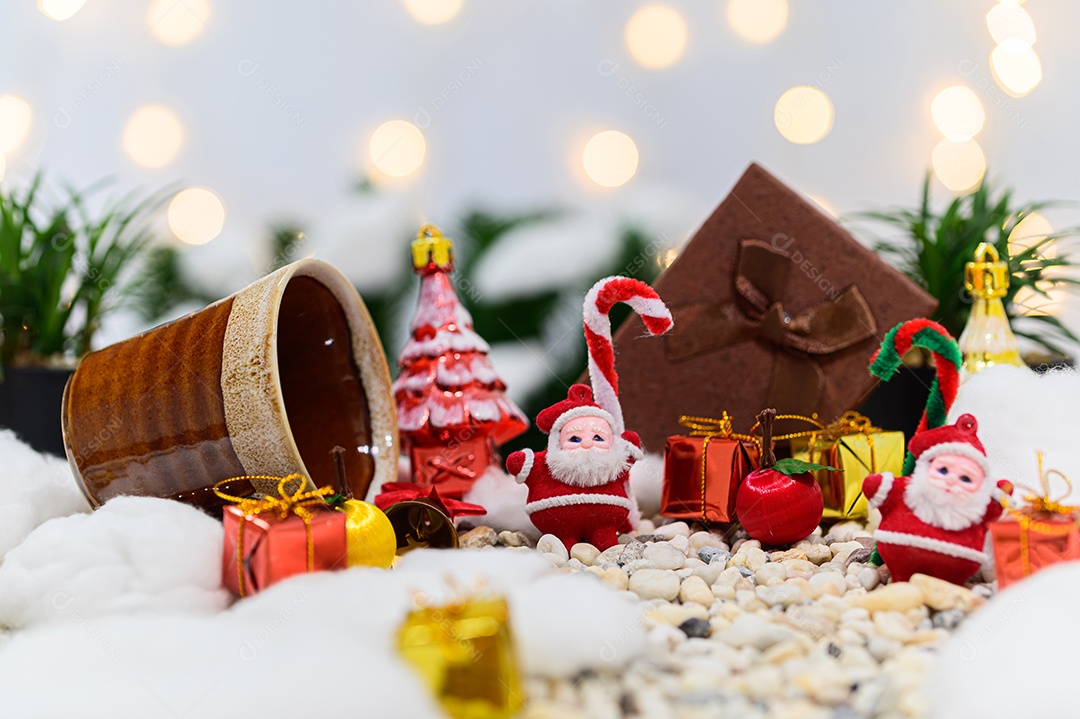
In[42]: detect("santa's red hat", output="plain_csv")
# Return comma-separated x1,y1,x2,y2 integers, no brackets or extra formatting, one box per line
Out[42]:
536,384,617,437
909,413,990,475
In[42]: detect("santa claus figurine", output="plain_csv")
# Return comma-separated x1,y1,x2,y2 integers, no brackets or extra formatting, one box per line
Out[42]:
506,276,673,552
863,413,1013,585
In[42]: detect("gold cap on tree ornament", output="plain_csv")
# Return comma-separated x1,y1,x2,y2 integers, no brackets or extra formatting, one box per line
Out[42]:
964,242,1010,299
411,224,454,273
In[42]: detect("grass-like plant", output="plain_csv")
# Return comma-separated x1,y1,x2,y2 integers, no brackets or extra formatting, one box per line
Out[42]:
854,173,1080,358
0,175,163,370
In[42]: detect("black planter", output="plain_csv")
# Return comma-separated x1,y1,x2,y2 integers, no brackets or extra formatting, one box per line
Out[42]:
0,366,74,457
857,364,936,442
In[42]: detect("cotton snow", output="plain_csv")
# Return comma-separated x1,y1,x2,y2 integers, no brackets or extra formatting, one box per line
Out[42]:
463,467,538,538
0,496,229,628
951,365,1080,503
926,562,1080,719
0,429,89,560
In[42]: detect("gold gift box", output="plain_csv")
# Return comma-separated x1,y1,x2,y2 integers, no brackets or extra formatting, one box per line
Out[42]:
791,412,905,520
398,595,523,719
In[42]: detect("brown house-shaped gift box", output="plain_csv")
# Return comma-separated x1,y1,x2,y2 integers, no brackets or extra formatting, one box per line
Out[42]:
610,163,937,452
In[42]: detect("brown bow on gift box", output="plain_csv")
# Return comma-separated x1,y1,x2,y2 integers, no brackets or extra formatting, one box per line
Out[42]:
664,239,878,413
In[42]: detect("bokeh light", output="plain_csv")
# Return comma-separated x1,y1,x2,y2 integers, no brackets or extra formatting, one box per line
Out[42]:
402,0,463,25
726,0,788,44
369,120,426,178
0,152,6,182
168,187,226,245
582,130,639,188
0,95,33,154
1008,212,1054,252
774,86,834,144
1012,284,1063,317
991,39,1042,97
122,105,184,168
931,86,985,142
148,0,210,46
37,0,87,21
807,194,837,218
931,138,986,192
986,3,1036,47
625,5,688,69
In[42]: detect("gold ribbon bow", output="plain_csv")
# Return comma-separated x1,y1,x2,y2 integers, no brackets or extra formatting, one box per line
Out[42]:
1002,452,1080,577
809,410,881,445
665,239,877,415
214,474,335,597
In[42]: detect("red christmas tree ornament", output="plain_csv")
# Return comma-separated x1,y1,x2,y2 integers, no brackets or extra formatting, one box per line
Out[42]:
736,409,827,545
394,225,528,498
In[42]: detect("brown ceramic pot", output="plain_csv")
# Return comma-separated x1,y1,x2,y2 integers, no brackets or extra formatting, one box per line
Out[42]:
62,258,398,514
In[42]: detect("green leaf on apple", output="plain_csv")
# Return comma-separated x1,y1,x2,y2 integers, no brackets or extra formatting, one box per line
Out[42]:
772,458,839,476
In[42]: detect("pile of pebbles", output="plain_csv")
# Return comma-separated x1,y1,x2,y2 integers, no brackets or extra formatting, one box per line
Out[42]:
458,519,990,719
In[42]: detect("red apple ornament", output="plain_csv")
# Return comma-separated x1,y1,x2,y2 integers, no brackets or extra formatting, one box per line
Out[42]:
736,409,829,545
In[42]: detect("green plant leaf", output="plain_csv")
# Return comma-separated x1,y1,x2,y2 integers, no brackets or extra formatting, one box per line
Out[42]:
772,458,839,476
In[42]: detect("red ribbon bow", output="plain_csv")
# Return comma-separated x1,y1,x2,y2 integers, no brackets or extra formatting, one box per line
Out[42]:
374,483,487,520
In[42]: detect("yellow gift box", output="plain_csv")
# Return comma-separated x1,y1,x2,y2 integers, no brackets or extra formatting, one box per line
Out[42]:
791,411,905,520
398,594,523,719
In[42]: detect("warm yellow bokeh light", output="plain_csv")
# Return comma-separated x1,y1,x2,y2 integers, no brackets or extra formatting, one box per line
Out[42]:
931,138,986,192
37,0,87,21
1012,284,1063,317
930,86,985,142
807,194,837,218
402,0,463,25
774,86,834,144
625,5,688,69
168,187,225,245
0,95,33,154
991,39,1042,97
582,130,639,188
369,120,426,177
986,3,1036,48
1009,212,1054,252
122,105,184,169
726,0,788,44
148,0,210,46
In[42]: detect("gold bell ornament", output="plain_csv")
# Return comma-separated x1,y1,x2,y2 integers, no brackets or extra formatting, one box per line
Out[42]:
958,241,1024,376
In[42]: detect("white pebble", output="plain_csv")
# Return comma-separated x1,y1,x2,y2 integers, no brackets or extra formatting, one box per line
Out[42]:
755,563,787,586
689,531,726,552
628,569,681,601
537,534,569,560
570,542,600,566
542,552,566,567
856,566,880,591
720,614,793,650
643,542,686,570
654,521,691,540
668,534,690,555
678,575,714,607
756,583,807,607
622,559,659,574
808,572,847,597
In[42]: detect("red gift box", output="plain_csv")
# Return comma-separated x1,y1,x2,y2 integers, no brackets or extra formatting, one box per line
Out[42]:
661,415,759,524
216,476,348,597
222,504,348,597
989,453,1080,589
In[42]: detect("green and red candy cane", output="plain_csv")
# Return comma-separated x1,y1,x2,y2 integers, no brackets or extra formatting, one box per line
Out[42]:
866,318,963,563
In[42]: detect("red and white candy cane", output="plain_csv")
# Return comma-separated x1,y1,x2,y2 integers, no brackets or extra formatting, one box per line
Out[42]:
583,276,673,435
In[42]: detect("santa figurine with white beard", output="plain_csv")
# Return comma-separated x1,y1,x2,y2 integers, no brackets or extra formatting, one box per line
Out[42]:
864,413,1013,585
506,276,673,553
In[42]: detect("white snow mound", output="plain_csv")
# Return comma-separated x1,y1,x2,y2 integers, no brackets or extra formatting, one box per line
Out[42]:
926,562,1080,719
951,365,1080,502
0,496,229,628
0,429,89,560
